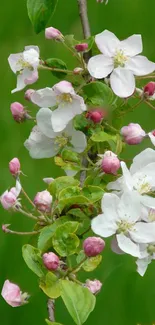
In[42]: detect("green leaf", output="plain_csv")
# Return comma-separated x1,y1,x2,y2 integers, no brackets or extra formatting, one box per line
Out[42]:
38,216,71,252
115,134,123,155
60,280,96,325
61,149,80,164
58,186,81,201
74,114,89,131
68,208,87,220
27,0,58,33
45,58,67,79
82,255,102,272
91,131,115,143
57,195,90,213
82,185,104,203
49,176,79,197
52,221,80,256
45,320,63,325
40,272,61,298
82,82,113,106
22,245,45,277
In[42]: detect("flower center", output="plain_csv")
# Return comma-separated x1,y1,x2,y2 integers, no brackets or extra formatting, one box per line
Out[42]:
117,220,133,234
147,244,155,255
54,133,71,148
113,50,127,68
58,93,73,103
17,59,33,73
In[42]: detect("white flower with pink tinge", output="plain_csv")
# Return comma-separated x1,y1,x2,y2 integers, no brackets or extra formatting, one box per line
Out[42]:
0,180,21,210
30,81,86,132
1,280,28,307
88,30,155,98
8,46,40,93
91,191,155,258
24,107,87,159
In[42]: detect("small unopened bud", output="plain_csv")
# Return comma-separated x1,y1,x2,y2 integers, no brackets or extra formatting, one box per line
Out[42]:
101,151,120,174
86,109,106,123
24,89,35,101
75,43,88,52
85,279,102,294
34,190,52,213
1,191,17,210
144,82,155,97
121,123,146,145
10,102,26,123
2,224,10,233
73,67,84,75
43,252,59,271
45,27,63,40
1,280,29,307
83,236,105,257
9,158,20,177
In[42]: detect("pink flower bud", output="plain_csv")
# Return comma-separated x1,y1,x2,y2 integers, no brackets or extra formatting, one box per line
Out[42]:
1,191,17,210
9,158,20,176
121,123,146,145
85,279,102,294
83,236,105,257
43,252,59,271
75,43,88,52
45,27,63,40
10,102,26,123
73,67,84,75
2,224,10,233
1,280,28,307
101,151,120,174
34,190,52,212
144,82,155,96
24,89,35,101
86,109,106,123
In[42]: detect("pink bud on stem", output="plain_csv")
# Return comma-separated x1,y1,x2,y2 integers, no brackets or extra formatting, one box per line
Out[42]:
34,190,52,213
85,279,102,294
144,82,155,97
101,151,120,175
1,280,29,307
45,27,63,40
75,43,88,52
10,102,26,123
43,252,59,271
121,123,146,145
9,158,20,177
83,236,105,257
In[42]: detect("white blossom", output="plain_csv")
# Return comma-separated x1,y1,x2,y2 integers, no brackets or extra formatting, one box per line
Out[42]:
136,243,155,276
88,30,155,98
91,191,155,257
8,46,40,93
30,81,86,132
24,107,87,159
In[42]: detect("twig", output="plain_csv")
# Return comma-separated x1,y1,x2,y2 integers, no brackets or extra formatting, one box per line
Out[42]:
47,299,55,322
77,0,91,62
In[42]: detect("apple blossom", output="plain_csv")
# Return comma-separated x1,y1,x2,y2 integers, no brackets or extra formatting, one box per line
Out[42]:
33,190,52,213
24,89,35,101
8,46,40,93
121,123,146,145
30,81,86,132
1,280,28,307
98,151,120,174
83,237,105,257
91,191,155,257
9,158,20,176
1,181,21,210
88,30,155,97
45,27,63,40
43,252,59,270
85,279,102,294
24,107,87,159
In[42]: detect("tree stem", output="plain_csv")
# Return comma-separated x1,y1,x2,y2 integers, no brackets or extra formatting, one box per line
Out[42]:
77,0,91,38
47,299,55,322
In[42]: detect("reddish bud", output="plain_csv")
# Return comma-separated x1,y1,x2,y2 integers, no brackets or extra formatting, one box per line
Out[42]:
144,82,155,96
73,67,83,75
10,102,26,123
83,236,105,257
101,151,120,174
43,252,59,271
24,89,35,101
45,27,63,40
121,123,146,145
9,158,20,176
34,190,52,213
85,279,102,294
75,43,88,52
86,109,106,123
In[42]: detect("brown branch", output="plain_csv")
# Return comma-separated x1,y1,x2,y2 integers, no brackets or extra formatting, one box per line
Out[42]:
77,0,91,38
47,299,55,322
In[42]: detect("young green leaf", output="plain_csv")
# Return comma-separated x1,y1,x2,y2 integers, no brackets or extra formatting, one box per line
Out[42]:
27,0,58,33
40,272,61,298
45,58,67,79
82,255,102,272
22,245,45,277
58,186,81,201
60,280,96,325
61,149,81,164
82,185,104,203
49,176,79,197
82,81,114,106
91,131,115,142
57,195,90,213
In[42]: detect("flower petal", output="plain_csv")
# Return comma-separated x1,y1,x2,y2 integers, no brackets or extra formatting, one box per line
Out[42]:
111,236,125,255
24,126,59,159
8,53,23,73
101,192,120,217
95,30,120,56
130,222,155,243
36,108,58,138
121,161,134,190
125,55,155,76
120,35,142,57
148,132,155,146
31,88,56,108
116,233,141,257
110,68,135,98
11,70,32,93
136,257,152,276
130,148,155,175
53,81,74,95
87,55,113,79
91,213,117,238
70,129,87,153
118,191,141,223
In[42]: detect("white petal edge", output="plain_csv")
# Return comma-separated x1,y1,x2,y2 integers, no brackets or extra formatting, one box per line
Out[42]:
87,55,113,79
110,67,135,98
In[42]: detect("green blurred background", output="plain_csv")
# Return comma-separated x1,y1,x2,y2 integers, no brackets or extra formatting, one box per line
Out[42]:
1,0,155,324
